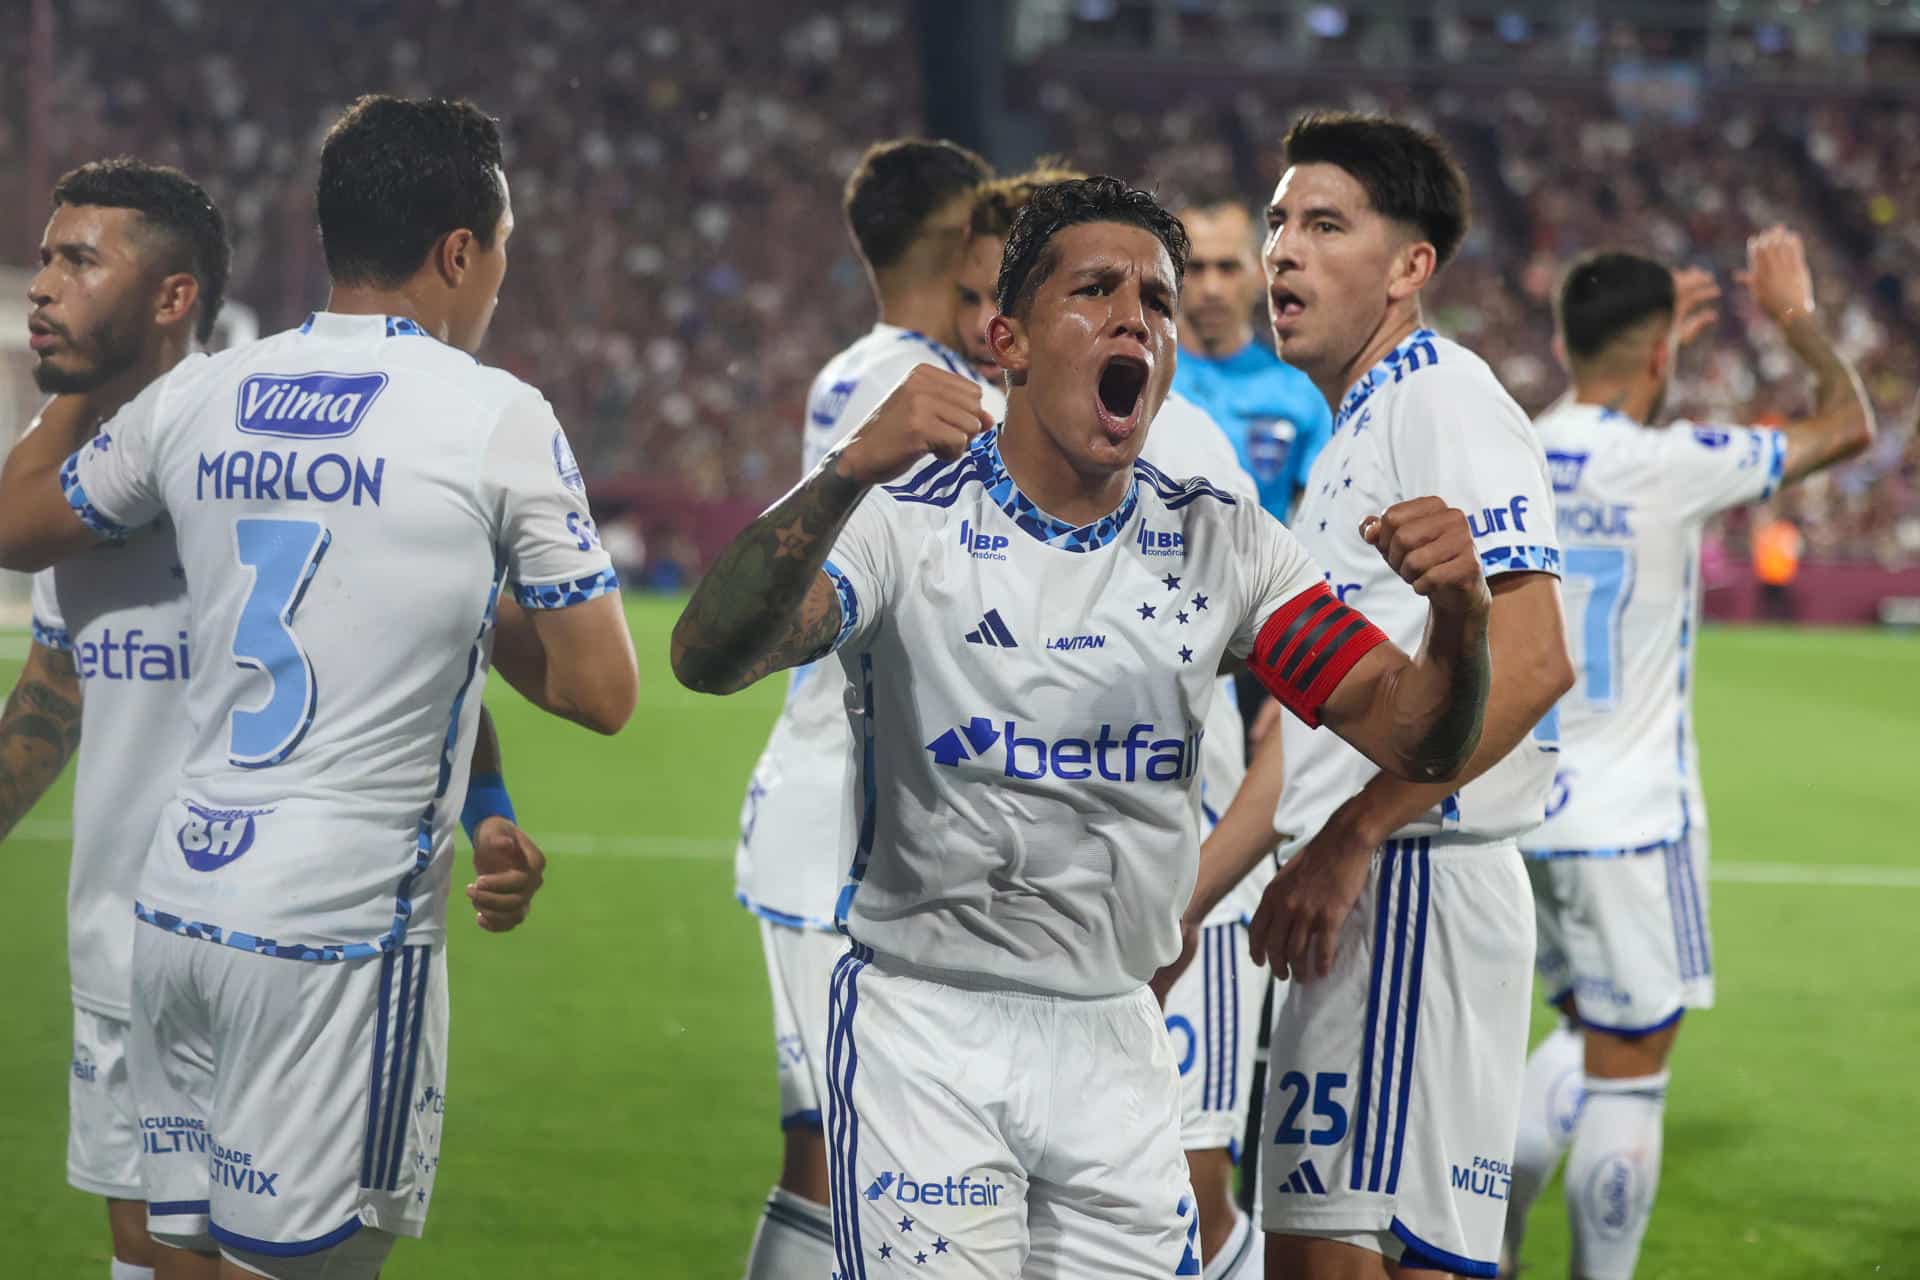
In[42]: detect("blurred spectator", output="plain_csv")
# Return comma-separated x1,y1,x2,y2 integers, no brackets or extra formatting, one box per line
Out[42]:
1753,510,1805,619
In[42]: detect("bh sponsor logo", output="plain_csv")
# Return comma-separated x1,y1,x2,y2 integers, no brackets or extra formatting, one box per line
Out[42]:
236,371,386,440
863,1170,1005,1208
1136,523,1185,557
924,716,1203,782
211,1141,281,1198
1468,495,1531,539
959,519,1009,560
1558,502,1634,538
1451,1155,1512,1203
177,801,274,872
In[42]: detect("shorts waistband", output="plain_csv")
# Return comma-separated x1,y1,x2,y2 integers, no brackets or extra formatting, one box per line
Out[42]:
856,945,1149,1007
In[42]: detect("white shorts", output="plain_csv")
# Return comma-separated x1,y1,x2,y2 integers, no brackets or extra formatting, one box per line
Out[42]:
70,1006,144,1200
758,918,848,1132
1262,837,1534,1279
1528,835,1714,1035
825,945,1202,1278
1161,919,1274,1155
130,926,447,1274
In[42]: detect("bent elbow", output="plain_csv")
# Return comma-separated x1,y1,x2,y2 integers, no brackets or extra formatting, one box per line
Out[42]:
1544,648,1576,704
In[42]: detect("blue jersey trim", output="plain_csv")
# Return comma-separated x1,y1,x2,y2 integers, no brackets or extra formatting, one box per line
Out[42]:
735,891,837,933
210,1216,364,1258
135,901,385,962
1576,1006,1686,1038
1758,429,1787,500
886,429,1142,552
834,654,879,932
512,567,618,610
150,1199,211,1216
1523,835,1683,861
1333,328,1440,434
822,558,859,651
59,452,131,541
1390,1217,1497,1278
1132,456,1239,510
1480,544,1563,576
781,1107,825,1132
895,329,978,380
31,616,72,652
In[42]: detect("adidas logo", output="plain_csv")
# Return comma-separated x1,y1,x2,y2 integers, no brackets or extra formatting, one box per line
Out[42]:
964,609,1018,647
1273,1159,1328,1195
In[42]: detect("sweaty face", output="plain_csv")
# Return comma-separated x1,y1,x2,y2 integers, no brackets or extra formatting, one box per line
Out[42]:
27,204,158,394
1262,163,1406,386
1001,221,1179,478
954,232,1002,377
447,169,513,354
1178,205,1260,354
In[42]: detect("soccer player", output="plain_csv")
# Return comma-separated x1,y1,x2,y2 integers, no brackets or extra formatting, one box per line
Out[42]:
675,174,1499,1277
0,97,636,1280
1170,113,1576,1279
732,136,997,1280
1170,188,1332,521
1503,232,1873,1280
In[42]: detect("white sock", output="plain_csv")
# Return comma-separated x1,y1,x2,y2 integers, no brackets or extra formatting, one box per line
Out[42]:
111,1263,155,1280
1503,1020,1585,1267
743,1185,835,1280
1209,1208,1263,1278
1564,1072,1668,1280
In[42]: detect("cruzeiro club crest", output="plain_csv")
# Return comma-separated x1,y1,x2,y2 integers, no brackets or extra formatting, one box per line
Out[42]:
552,429,584,491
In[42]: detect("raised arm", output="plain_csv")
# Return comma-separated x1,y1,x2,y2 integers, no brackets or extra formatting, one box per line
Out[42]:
1737,226,1876,485
0,640,83,841
0,396,108,571
671,365,992,694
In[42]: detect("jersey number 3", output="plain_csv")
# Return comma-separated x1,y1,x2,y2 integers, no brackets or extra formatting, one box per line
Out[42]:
230,518,330,768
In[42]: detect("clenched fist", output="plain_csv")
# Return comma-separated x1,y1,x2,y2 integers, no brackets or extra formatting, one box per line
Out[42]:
1361,497,1492,618
833,366,997,486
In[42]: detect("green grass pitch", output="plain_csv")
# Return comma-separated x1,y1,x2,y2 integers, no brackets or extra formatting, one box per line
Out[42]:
0,601,1915,1277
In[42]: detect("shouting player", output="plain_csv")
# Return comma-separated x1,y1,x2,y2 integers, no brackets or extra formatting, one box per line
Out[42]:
1171,113,1575,1278
731,136,996,1280
675,175,1497,1278
1503,233,1874,1279
0,97,636,1280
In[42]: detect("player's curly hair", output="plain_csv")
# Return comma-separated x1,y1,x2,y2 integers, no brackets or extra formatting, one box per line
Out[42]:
968,160,1087,240
318,95,506,287
995,176,1190,317
1283,112,1470,270
843,138,993,273
1556,250,1676,363
53,158,230,344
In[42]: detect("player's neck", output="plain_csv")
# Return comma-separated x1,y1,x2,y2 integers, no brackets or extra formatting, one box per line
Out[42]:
325,282,451,344
876,277,961,351
90,333,192,420
1180,325,1252,362
1572,379,1655,425
1324,308,1424,411
998,396,1133,527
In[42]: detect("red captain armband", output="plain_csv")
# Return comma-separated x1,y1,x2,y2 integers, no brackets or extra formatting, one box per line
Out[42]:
1249,583,1388,728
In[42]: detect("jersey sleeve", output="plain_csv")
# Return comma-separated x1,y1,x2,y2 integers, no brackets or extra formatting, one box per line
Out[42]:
819,489,897,653
1229,504,1387,728
1658,422,1788,522
28,570,70,652
1387,364,1562,581
60,373,173,540
480,389,618,609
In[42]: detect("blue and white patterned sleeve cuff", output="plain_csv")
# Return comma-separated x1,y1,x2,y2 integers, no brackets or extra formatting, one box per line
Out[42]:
31,616,72,652
511,567,620,610
59,451,131,541
1758,429,1788,500
822,558,859,651
1480,545,1563,576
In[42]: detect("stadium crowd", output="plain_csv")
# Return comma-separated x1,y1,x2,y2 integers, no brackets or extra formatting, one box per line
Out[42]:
7,0,1914,565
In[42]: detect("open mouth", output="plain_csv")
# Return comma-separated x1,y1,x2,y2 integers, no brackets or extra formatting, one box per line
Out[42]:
1096,355,1149,434
1270,288,1306,325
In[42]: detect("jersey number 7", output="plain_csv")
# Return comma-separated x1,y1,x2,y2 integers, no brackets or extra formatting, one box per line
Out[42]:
230,517,330,768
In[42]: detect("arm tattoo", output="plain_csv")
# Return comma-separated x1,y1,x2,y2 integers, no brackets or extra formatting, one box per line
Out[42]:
0,644,83,840
671,456,868,694
1399,607,1490,782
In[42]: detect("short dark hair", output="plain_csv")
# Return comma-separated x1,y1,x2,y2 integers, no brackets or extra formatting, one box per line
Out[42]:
995,176,1191,316
968,160,1087,240
1283,112,1470,269
318,95,506,287
843,138,992,272
1556,251,1676,363
52,158,230,344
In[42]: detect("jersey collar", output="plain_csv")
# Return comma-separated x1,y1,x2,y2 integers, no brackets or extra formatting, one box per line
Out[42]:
875,323,986,385
1332,326,1440,435
297,312,432,339
976,427,1141,553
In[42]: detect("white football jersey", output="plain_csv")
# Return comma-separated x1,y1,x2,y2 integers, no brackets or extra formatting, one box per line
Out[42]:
1522,402,1784,855
735,325,1005,928
821,422,1357,998
1275,329,1564,855
30,540,191,1019
62,311,615,960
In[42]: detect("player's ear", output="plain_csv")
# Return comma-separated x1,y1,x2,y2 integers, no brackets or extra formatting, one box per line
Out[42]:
435,228,475,287
1649,325,1674,382
1386,239,1435,304
151,271,200,335
988,311,1029,387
